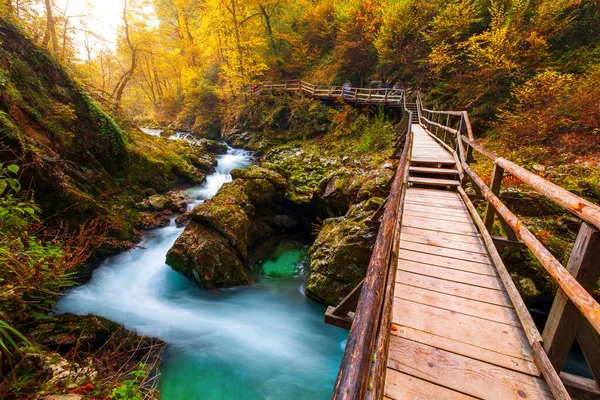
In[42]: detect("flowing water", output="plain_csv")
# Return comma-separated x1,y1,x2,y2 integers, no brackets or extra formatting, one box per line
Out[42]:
56,146,347,399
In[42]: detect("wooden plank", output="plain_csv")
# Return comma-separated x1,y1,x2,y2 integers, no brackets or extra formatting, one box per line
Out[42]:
399,261,502,290
405,190,464,201
405,193,465,205
400,240,492,265
392,325,540,376
396,271,513,307
387,337,554,400
401,230,488,254
396,283,520,326
384,368,477,400
404,209,473,224
411,157,456,163
392,298,532,361
408,187,462,198
404,201,472,215
404,199,466,211
408,177,460,187
403,215,478,235
399,249,495,276
401,226,483,246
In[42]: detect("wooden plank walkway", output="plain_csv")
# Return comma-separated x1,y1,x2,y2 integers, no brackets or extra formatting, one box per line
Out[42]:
383,125,554,399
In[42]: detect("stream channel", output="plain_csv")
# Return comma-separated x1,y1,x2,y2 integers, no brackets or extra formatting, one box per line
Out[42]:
56,132,348,399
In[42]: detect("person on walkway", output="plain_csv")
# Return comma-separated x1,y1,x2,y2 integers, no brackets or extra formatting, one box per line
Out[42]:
343,80,353,98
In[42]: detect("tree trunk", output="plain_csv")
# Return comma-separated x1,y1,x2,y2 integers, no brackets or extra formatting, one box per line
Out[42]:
229,0,245,79
112,0,137,109
259,3,284,76
42,0,59,52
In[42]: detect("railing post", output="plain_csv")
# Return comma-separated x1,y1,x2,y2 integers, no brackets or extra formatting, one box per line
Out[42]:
543,223,600,378
483,164,504,232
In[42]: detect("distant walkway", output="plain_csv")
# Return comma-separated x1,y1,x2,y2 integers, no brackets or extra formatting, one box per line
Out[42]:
254,80,405,107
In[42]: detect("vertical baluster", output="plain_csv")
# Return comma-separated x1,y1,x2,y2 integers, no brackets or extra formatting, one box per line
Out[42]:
543,223,600,380
483,164,504,232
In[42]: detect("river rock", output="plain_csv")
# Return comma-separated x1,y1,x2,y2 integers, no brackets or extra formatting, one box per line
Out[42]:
166,166,288,289
305,201,379,305
147,194,173,211
192,153,218,172
199,139,228,154
166,223,249,289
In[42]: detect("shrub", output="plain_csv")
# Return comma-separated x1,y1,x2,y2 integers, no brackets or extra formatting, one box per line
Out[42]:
499,68,600,153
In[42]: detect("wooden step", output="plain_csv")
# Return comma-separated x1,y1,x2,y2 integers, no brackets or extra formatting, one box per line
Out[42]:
411,158,456,166
409,166,459,175
409,177,460,187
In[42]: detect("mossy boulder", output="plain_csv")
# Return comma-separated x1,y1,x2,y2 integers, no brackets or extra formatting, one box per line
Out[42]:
199,139,228,154
306,200,379,305
166,166,290,289
28,314,120,351
160,128,175,138
166,223,250,289
147,194,173,211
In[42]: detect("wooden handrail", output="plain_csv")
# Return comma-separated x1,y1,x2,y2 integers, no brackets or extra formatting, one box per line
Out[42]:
460,136,600,231
331,111,412,400
417,96,600,337
462,161,600,334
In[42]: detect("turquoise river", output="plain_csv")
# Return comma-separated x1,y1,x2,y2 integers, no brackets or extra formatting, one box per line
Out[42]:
57,145,348,399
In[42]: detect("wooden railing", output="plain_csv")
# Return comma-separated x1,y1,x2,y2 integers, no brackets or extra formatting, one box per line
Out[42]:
254,80,405,106
416,93,600,399
331,110,413,400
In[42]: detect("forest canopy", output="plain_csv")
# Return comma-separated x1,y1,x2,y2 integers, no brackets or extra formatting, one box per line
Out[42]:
1,0,599,139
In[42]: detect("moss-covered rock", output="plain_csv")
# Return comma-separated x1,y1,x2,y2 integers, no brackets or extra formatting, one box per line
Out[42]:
306,200,379,305
199,139,228,154
147,194,173,211
28,314,120,351
160,128,176,138
166,223,250,289
167,166,291,289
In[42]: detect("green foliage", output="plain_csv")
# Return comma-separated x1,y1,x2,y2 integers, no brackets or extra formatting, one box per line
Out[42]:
0,319,31,353
110,363,147,400
353,108,396,153
0,163,76,325
497,67,600,153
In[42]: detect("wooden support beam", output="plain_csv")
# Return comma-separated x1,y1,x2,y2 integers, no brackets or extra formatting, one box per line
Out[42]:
492,236,526,249
332,279,364,317
543,223,600,374
561,372,600,400
467,192,485,201
578,322,600,383
484,164,504,232
325,307,354,330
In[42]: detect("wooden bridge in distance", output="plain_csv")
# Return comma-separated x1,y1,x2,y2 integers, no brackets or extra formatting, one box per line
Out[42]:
256,81,600,400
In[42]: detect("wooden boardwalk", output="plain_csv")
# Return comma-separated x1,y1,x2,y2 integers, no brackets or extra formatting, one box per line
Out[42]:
258,80,600,400
384,125,553,400
384,125,554,399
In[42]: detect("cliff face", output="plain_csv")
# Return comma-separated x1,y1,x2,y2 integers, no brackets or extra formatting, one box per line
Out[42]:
0,19,210,242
